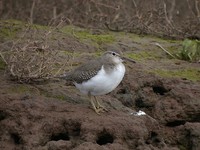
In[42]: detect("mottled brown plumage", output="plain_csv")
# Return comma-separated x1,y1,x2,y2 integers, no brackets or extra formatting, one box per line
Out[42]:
64,52,117,83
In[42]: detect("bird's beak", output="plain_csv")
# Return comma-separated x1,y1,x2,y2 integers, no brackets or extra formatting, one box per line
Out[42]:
121,56,136,63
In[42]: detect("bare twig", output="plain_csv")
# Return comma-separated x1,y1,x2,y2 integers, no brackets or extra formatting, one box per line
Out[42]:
90,0,119,10
30,0,36,24
132,0,137,8
186,0,197,18
163,2,174,29
169,0,176,21
53,6,57,20
195,0,200,19
0,52,8,64
153,42,176,58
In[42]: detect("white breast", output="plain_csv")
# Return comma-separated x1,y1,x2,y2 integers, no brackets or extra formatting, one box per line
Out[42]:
75,63,125,96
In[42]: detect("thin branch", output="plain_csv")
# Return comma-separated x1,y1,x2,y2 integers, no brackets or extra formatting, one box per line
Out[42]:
195,0,200,19
132,0,137,8
30,0,36,24
0,52,8,64
153,42,176,59
186,0,197,18
53,6,57,20
163,2,174,29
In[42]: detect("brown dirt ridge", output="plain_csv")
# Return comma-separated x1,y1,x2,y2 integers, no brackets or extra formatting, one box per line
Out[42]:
0,20,200,150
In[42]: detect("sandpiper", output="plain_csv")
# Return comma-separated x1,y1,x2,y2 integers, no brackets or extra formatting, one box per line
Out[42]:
60,51,135,114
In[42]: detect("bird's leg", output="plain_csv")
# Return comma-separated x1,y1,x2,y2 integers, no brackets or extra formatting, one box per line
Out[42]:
88,93,100,115
94,96,108,112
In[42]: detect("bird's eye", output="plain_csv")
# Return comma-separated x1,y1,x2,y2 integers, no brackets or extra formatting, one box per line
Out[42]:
112,52,116,56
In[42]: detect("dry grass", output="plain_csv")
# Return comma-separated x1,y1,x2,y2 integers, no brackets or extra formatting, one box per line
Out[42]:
0,22,71,83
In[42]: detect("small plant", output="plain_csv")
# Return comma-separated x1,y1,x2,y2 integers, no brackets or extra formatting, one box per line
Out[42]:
155,39,200,62
177,39,200,62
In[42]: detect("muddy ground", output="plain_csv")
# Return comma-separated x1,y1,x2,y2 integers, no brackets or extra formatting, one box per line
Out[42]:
0,20,200,150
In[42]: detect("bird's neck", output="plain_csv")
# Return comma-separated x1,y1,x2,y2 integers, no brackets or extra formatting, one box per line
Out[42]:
103,61,123,74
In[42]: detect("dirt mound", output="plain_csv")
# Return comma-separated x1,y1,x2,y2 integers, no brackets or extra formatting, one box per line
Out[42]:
0,94,157,150
1,70,200,149
0,21,200,149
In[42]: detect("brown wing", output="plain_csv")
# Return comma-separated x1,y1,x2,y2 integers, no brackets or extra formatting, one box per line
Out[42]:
65,58,103,83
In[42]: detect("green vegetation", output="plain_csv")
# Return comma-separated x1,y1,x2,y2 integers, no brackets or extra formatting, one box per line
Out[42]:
61,26,115,44
39,88,70,101
0,20,24,39
178,145,187,150
151,68,200,81
31,23,49,30
127,33,143,41
78,32,114,44
126,51,161,61
0,58,6,70
0,20,50,40
158,39,200,62
53,95,67,101
9,84,36,94
60,25,75,34
177,39,200,61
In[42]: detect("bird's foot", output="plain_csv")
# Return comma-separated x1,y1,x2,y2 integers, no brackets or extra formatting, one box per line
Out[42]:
96,104,108,112
94,107,107,115
95,99,108,112
89,96,108,114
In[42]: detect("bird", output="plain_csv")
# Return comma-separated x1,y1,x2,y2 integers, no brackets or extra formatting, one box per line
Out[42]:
59,51,136,114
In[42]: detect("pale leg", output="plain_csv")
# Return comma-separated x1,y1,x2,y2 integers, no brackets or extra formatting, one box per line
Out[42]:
88,93,100,115
94,96,108,112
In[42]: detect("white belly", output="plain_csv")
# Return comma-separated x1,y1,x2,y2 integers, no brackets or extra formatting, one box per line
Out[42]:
74,63,125,96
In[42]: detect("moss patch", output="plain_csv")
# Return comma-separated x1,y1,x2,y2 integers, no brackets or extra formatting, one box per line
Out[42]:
31,24,49,30
9,84,38,94
0,58,6,70
0,20,51,41
127,33,143,41
60,25,75,34
39,88,72,101
0,20,24,39
60,26,115,45
151,68,200,81
75,31,115,44
53,95,67,101
126,51,162,61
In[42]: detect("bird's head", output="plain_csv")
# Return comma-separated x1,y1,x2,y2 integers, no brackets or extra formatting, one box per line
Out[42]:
102,51,136,64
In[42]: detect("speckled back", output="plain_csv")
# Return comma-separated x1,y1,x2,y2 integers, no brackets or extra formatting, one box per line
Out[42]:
63,55,117,83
